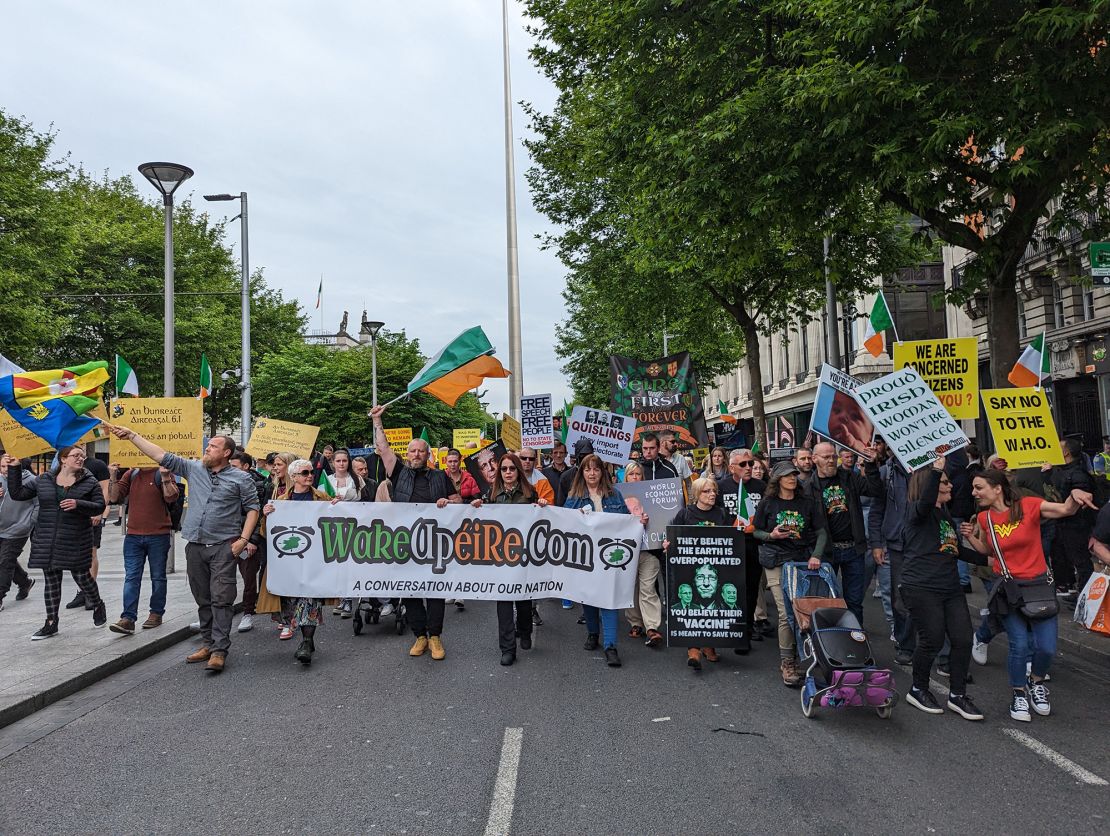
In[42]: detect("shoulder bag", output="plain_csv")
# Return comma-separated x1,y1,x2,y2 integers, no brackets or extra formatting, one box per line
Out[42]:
986,509,1058,621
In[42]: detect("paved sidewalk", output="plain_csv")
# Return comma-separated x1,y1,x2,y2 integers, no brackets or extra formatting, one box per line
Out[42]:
0,523,202,727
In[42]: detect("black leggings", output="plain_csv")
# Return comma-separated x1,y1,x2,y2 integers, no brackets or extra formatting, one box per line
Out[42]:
43,568,101,622
900,584,972,694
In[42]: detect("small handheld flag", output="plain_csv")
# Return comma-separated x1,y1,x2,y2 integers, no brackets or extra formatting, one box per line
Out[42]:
198,353,212,399
115,354,139,396
317,469,336,498
1007,332,1050,388
717,399,737,425
863,292,896,358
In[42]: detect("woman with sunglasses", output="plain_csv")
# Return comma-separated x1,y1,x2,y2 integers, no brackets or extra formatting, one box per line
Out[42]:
563,453,635,667
2,448,107,639
471,452,549,665
900,458,989,720
262,459,333,665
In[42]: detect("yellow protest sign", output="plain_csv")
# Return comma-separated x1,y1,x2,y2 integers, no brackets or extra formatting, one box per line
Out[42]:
109,398,204,467
980,388,1065,468
892,338,979,419
501,415,522,451
691,447,710,472
245,417,320,460
0,409,53,458
453,428,482,454
384,427,413,455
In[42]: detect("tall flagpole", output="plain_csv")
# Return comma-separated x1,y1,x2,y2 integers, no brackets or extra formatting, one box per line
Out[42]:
502,0,523,417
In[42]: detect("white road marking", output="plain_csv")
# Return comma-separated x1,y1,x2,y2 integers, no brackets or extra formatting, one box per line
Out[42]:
652,716,671,722
1002,728,1108,786
483,727,524,836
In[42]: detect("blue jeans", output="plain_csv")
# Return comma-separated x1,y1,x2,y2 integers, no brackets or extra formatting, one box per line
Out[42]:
582,605,619,648
1002,611,1057,688
122,534,171,621
827,546,866,624
864,556,894,634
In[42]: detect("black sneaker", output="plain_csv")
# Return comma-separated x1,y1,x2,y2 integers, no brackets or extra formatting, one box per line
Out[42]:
937,663,950,677
1027,679,1051,716
1010,690,1032,722
947,693,984,720
894,650,913,667
906,687,943,714
65,591,86,610
16,578,35,600
92,601,107,628
583,633,599,651
31,620,59,640
604,647,621,667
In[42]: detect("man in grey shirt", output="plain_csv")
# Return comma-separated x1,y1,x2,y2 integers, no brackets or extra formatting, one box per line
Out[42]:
107,427,259,673
0,455,38,609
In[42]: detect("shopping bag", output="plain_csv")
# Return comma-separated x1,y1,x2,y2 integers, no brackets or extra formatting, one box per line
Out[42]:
1073,572,1110,636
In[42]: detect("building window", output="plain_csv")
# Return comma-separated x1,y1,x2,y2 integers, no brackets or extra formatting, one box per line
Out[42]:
1018,296,1028,340
800,324,809,372
1053,282,1065,329
884,264,947,341
1082,285,1095,322
780,332,790,380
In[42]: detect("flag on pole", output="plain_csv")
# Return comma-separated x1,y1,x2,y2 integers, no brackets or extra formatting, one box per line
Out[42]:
115,354,139,396
420,427,430,443
751,438,762,455
559,401,571,444
404,327,511,407
198,353,212,399
737,479,750,526
0,353,25,379
317,469,336,498
863,292,895,358
1007,333,1050,388
315,277,323,310
717,399,737,425
0,361,110,448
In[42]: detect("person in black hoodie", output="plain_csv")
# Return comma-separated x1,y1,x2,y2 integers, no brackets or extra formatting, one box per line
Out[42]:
899,459,988,720
716,448,770,646
1046,437,1096,595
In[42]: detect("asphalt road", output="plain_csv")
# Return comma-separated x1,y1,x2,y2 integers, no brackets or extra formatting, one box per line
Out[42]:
1,598,1108,835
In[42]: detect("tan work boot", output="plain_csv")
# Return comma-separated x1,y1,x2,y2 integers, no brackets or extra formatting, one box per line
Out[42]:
409,636,429,657
780,658,802,687
687,647,702,670
703,646,719,663
205,652,226,673
142,613,163,629
186,645,212,664
109,618,135,635
428,635,446,660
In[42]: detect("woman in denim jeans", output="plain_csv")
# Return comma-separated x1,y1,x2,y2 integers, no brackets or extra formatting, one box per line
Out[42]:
563,454,635,668
961,468,1094,722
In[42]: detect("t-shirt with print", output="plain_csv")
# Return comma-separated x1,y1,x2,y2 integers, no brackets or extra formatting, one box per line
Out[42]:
817,474,853,543
976,496,1047,580
752,494,820,568
716,476,765,525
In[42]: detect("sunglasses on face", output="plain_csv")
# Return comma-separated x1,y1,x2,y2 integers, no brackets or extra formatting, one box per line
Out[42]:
500,465,518,471
295,470,313,477
519,457,536,462
736,461,753,467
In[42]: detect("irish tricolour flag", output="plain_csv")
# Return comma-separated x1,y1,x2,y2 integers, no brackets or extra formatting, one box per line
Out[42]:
863,292,894,358
1007,333,1049,388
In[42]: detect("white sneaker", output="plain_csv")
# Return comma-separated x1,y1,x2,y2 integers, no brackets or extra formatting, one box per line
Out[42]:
972,636,988,666
1010,691,1032,722
1028,680,1051,716
237,613,254,633
380,603,395,617
189,621,200,631
445,599,456,605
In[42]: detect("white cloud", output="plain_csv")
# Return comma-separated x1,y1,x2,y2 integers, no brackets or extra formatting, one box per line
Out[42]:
2,0,572,414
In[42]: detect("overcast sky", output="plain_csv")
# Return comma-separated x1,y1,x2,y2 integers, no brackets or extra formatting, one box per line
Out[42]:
2,1,570,415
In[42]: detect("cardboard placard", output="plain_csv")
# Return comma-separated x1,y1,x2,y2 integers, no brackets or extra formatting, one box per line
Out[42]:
108,398,204,467
519,393,554,448
810,364,875,459
565,405,636,465
384,427,413,456
500,414,522,451
0,409,53,458
892,338,979,420
853,367,969,473
980,388,1065,468
453,428,482,453
245,417,321,460
665,526,748,649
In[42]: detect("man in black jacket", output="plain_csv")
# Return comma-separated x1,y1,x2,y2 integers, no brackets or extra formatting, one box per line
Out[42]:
230,451,270,633
639,433,679,482
805,441,883,624
1048,437,1096,593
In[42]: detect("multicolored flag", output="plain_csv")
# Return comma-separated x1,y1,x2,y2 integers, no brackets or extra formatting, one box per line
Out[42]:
0,361,110,448
198,353,212,399
717,399,737,425
863,292,896,358
405,327,510,407
115,354,139,396
1007,332,1050,388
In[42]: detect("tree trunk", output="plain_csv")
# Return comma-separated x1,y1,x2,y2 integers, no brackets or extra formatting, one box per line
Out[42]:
742,318,768,452
986,258,1022,388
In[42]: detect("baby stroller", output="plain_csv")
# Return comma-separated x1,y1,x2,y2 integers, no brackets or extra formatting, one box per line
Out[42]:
781,562,897,720
352,598,407,636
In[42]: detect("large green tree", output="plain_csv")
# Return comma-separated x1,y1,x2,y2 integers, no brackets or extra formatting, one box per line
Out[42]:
252,333,493,448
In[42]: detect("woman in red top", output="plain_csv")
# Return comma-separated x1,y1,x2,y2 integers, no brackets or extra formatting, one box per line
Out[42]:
961,469,1094,722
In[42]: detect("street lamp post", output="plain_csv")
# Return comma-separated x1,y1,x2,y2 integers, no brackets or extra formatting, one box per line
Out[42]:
138,163,194,398
364,320,385,407
204,192,251,444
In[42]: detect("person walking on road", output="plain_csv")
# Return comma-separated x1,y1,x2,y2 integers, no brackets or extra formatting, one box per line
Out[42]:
370,404,459,661
620,461,664,648
106,427,259,674
106,462,180,634
470,451,550,666
961,468,1093,722
899,460,987,721
2,449,106,638
0,454,37,610
262,459,333,665
564,453,634,668
229,451,270,633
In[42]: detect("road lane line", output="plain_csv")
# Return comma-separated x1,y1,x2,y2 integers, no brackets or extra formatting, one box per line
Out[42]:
1002,729,1108,786
484,727,524,836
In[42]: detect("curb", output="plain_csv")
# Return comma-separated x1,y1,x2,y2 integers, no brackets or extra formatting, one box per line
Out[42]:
0,623,198,730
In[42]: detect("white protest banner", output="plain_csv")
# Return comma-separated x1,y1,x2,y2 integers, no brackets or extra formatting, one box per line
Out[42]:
520,393,554,448
853,366,969,473
265,500,643,609
565,405,636,465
